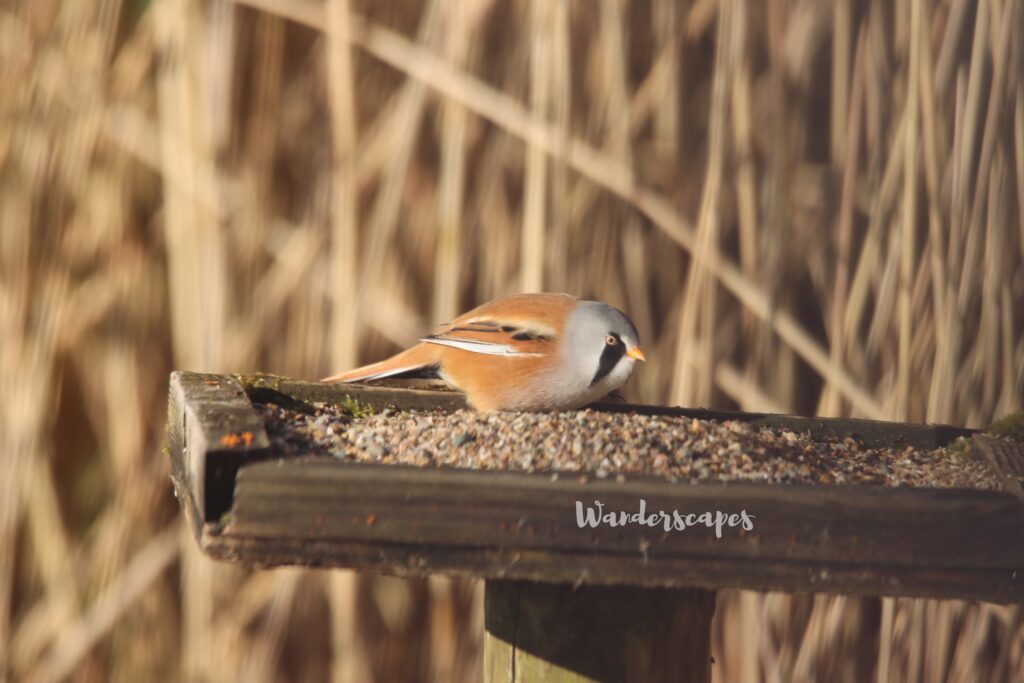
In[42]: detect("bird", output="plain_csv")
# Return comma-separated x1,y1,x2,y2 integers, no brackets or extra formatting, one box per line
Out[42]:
322,292,645,412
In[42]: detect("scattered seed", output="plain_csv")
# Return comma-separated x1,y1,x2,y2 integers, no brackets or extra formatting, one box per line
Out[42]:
256,403,999,490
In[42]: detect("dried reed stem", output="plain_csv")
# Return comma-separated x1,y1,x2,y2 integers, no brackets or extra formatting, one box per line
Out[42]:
520,0,551,293
326,0,361,370
7,0,1024,681
25,526,179,683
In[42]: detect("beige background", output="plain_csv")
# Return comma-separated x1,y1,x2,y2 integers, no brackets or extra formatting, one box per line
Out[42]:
2,0,1022,681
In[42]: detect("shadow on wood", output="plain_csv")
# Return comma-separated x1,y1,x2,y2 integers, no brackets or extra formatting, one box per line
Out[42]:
485,580,715,683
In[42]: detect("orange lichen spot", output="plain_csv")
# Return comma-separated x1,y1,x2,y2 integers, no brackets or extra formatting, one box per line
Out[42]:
219,431,256,448
366,514,378,526
220,433,242,448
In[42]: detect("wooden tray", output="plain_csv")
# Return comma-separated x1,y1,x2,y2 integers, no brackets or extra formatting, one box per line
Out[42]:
168,371,1024,605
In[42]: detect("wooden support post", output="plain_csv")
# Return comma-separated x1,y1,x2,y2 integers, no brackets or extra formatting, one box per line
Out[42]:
484,580,715,683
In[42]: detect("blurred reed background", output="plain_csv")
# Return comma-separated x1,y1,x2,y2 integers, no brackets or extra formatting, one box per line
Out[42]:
1,0,1022,681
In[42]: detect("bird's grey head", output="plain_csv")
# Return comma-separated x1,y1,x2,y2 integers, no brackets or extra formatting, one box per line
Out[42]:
561,301,644,396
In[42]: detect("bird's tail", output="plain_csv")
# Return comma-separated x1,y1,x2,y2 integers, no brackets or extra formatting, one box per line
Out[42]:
321,342,443,383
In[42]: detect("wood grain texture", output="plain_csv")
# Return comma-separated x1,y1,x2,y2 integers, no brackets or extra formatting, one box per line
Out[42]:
484,580,715,682
168,371,271,522
226,462,1024,570
236,373,469,412
212,459,1024,603
168,372,1024,604
972,434,1024,499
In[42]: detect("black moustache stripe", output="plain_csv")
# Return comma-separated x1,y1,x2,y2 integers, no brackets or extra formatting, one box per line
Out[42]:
590,343,625,387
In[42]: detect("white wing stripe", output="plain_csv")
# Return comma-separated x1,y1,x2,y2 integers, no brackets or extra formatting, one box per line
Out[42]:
358,365,423,381
421,337,544,357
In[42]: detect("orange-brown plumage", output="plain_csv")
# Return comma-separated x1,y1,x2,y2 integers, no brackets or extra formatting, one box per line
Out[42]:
322,293,644,412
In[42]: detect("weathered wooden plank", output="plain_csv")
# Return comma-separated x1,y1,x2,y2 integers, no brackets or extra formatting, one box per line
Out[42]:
168,372,1024,604
973,434,1024,499
235,374,468,412
168,371,270,522
484,580,715,682
214,458,1024,607
225,461,1024,571
197,531,1023,605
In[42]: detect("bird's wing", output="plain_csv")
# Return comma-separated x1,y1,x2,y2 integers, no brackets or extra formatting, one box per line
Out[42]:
421,321,551,357
440,292,578,339
323,293,577,382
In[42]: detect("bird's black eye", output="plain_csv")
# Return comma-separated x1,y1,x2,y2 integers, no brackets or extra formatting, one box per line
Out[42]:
605,334,618,346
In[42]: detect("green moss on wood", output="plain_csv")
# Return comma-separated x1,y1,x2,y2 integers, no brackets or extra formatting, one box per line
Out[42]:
987,412,1024,441
232,372,377,419
340,395,376,419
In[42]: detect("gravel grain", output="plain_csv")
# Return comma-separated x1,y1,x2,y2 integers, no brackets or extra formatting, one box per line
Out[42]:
257,403,1000,490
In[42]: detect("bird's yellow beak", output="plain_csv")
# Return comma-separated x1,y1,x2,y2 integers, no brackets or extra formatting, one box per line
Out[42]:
626,346,646,362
